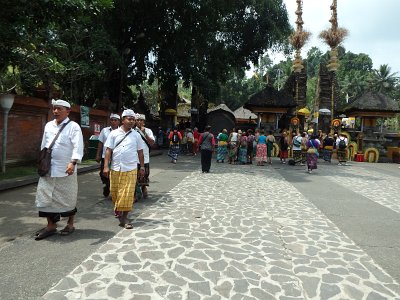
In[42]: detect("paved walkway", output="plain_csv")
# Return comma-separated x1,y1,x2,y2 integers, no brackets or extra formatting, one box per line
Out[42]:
43,161,400,300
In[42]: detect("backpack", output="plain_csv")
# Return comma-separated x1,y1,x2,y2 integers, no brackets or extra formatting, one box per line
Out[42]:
293,137,301,147
240,136,247,147
172,132,180,144
338,138,346,150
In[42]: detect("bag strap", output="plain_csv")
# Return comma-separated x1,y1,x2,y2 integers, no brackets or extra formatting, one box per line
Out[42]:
48,120,71,150
114,130,132,150
199,133,209,146
136,128,151,149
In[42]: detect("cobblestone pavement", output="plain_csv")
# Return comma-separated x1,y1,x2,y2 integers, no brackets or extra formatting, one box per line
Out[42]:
44,161,400,300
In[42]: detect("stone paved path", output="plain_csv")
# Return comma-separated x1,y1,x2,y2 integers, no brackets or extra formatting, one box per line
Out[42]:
44,162,400,300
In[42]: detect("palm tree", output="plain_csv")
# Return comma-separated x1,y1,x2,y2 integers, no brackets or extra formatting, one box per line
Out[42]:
371,64,399,93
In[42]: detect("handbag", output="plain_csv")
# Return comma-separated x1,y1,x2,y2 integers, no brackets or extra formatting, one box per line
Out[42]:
37,120,71,176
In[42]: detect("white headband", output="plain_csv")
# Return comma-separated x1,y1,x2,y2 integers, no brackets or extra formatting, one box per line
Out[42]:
52,99,71,108
110,113,120,119
122,109,135,118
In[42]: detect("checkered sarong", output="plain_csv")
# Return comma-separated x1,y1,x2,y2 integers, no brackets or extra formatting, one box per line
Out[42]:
110,169,137,211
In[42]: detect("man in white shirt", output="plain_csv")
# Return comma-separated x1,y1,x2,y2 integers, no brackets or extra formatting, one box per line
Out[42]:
95,113,120,197
135,114,155,199
103,109,145,229
35,99,84,240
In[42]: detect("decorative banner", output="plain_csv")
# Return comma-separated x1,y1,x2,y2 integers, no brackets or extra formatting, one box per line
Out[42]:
80,106,90,128
93,123,101,135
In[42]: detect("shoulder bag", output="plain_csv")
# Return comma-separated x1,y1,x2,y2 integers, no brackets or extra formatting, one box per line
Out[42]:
37,120,71,177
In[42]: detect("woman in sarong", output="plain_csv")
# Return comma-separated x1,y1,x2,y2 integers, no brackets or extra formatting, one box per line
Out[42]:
216,129,229,163
306,135,320,173
256,131,267,166
228,128,238,164
266,131,275,165
238,133,248,164
279,132,289,164
322,133,334,163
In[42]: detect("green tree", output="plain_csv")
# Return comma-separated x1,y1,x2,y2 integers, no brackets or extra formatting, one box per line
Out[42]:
370,64,399,94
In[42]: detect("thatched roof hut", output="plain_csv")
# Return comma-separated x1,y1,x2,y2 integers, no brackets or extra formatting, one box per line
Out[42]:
344,91,400,117
244,85,297,113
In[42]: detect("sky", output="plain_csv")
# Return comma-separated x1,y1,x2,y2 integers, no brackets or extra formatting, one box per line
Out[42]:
271,0,400,74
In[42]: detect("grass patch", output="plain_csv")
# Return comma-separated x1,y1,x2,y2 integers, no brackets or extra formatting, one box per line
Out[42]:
0,165,37,180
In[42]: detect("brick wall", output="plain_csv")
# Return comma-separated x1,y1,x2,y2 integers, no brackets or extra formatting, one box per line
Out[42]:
0,96,109,163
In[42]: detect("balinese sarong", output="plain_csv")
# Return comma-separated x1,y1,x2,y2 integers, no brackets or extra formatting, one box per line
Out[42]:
238,146,247,164
337,149,347,162
322,146,333,162
35,173,78,214
137,163,150,186
110,169,137,211
301,148,307,164
228,142,238,163
293,150,302,163
267,141,274,158
256,144,267,163
279,150,288,159
216,142,228,162
307,153,318,170
168,144,180,161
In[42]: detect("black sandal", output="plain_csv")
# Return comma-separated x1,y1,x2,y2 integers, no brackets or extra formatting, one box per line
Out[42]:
35,229,57,240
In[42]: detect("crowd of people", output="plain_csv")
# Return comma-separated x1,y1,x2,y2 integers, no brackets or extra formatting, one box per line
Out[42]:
34,101,349,240
166,126,350,175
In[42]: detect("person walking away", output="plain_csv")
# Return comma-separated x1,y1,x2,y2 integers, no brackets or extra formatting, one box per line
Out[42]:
168,127,182,163
186,128,194,155
322,133,334,163
216,129,228,163
180,128,188,155
266,130,276,165
193,127,200,155
103,109,145,229
95,113,120,197
238,132,248,164
157,127,165,148
306,134,320,173
246,129,255,164
279,132,289,164
336,133,348,165
300,132,308,165
34,99,84,240
135,114,154,199
198,125,215,172
256,130,267,166
228,128,239,164
292,132,302,165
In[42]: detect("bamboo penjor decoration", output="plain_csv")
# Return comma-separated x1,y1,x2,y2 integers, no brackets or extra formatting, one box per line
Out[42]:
289,0,311,73
319,0,348,71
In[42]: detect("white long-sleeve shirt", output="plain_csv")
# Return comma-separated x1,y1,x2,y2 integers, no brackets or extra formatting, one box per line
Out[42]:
40,118,84,177
98,126,113,158
104,127,144,172
136,127,154,164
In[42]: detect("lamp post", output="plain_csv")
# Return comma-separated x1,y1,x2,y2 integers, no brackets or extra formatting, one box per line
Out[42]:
0,94,15,173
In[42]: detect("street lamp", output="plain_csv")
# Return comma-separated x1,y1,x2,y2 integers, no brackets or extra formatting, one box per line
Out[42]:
0,94,15,173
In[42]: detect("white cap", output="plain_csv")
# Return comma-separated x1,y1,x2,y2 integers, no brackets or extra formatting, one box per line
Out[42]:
136,113,145,120
52,99,71,108
109,113,120,119
122,109,135,118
